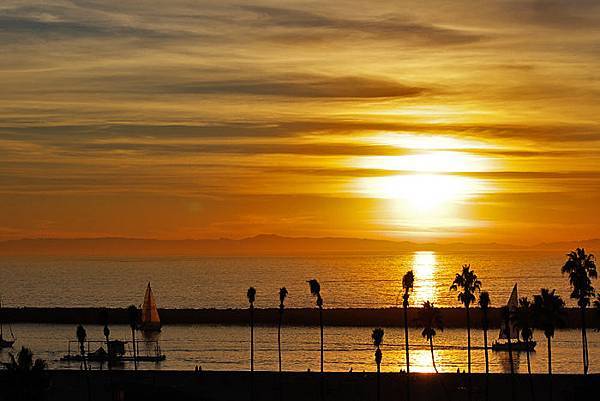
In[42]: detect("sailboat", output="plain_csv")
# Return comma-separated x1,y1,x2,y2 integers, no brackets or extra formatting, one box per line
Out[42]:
139,282,161,332
0,297,16,349
492,284,536,352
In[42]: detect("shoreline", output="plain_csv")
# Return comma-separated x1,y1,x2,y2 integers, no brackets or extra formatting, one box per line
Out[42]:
2,306,598,328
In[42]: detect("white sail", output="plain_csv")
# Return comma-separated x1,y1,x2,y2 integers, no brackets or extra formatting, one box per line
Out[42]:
141,283,161,327
498,284,519,340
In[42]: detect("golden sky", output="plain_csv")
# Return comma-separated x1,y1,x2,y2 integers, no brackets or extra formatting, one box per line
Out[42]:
1,0,600,243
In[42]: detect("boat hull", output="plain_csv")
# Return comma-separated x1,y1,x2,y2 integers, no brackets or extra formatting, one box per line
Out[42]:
492,340,536,352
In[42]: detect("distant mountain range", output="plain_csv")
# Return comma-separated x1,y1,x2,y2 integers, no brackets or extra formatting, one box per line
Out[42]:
0,234,598,256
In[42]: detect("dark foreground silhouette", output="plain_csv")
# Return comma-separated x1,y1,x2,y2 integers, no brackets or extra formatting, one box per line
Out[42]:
1,370,597,401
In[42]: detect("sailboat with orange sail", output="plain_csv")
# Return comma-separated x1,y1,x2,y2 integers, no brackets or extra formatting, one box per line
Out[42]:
139,282,162,332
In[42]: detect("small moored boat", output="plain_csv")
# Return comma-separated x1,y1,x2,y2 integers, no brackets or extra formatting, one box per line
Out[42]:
492,283,536,352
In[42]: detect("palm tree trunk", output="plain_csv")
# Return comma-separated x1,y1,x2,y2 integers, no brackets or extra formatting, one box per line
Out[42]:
580,306,588,375
278,310,283,401
403,304,410,401
429,337,438,373
278,312,282,373
466,306,472,401
319,306,324,401
526,339,534,401
105,334,111,370
376,361,381,401
131,328,137,370
483,320,489,401
250,306,254,373
547,336,553,401
319,306,323,373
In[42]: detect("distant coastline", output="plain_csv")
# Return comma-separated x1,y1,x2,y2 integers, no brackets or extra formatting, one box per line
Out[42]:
1,235,599,256
2,307,598,328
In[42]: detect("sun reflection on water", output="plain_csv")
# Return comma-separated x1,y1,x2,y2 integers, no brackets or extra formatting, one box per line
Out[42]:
412,251,437,306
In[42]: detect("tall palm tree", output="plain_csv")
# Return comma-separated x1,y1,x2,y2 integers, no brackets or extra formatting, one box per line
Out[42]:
372,328,384,401
512,297,535,401
533,288,565,401
278,287,288,401
478,291,491,401
278,287,288,373
561,248,597,374
247,287,256,401
418,301,443,373
308,279,324,401
400,271,414,401
247,287,256,372
450,264,481,401
126,304,139,370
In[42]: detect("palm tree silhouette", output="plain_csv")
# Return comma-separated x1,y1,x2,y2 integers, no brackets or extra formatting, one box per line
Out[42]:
450,264,481,401
307,279,324,373
100,309,111,370
278,287,288,373
512,297,535,401
76,324,88,371
247,287,256,372
127,304,139,370
372,328,384,401
278,287,288,401
418,301,443,373
308,279,324,401
478,291,491,401
561,248,597,374
76,324,91,401
401,270,414,401
247,287,256,401
5,347,48,400
533,288,565,401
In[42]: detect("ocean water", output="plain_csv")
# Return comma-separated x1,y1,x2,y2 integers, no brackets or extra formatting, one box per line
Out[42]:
0,251,586,308
1,324,598,374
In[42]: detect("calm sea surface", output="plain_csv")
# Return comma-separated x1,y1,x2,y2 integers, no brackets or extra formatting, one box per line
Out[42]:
0,251,587,308
0,251,598,373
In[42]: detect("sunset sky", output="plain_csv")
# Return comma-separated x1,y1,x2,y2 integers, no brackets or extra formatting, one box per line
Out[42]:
1,0,600,243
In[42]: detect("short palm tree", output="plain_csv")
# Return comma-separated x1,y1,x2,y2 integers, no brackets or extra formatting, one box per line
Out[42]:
561,248,597,374
533,288,565,401
478,291,491,401
512,297,535,401
6,347,48,400
418,301,443,373
450,264,481,401
247,287,257,373
278,287,288,372
126,304,139,370
401,271,414,401
307,279,324,373
76,324,91,401
76,324,88,371
372,328,384,401
100,309,111,370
